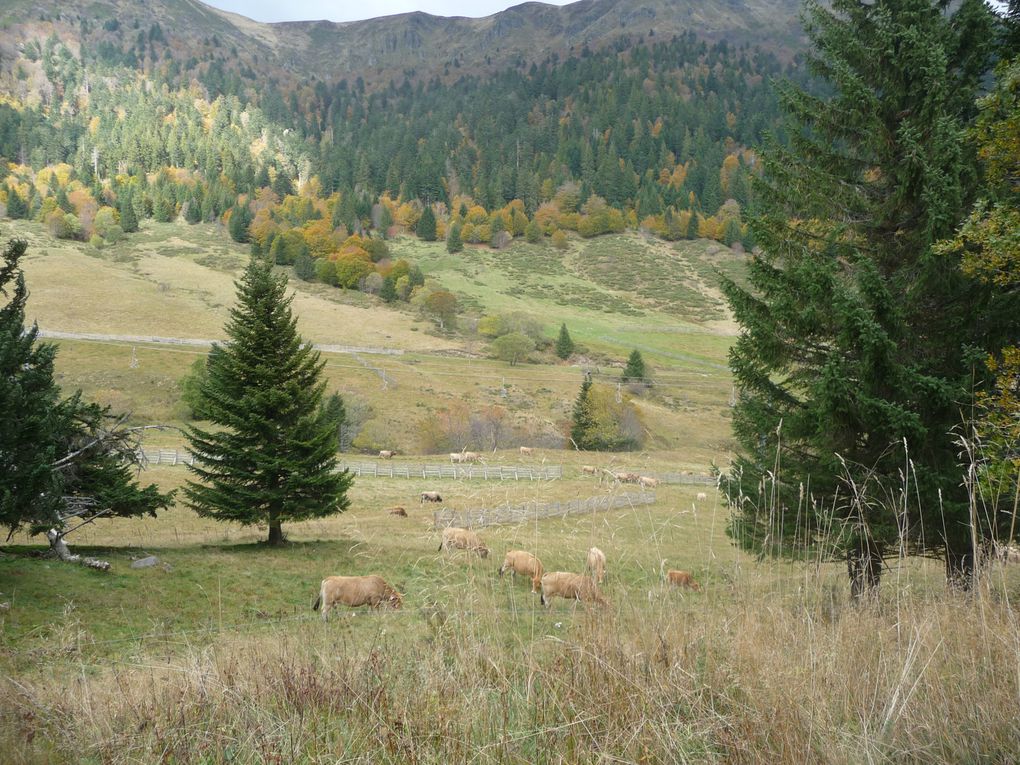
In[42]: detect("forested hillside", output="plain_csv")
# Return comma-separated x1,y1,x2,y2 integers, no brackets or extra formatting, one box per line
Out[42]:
0,0,803,298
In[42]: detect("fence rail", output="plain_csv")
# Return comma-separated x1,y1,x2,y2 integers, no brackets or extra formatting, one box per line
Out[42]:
339,462,562,481
434,491,656,529
615,470,716,486
138,450,561,481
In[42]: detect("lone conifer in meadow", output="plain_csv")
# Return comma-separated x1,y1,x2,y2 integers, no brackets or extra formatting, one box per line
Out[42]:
555,323,575,359
622,350,646,383
184,257,352,545
720,0,1011,592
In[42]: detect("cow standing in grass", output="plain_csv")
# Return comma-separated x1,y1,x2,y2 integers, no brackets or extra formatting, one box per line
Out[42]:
313,575,402,620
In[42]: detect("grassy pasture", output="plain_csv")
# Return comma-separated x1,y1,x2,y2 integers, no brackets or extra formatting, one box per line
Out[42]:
3,220,1019,762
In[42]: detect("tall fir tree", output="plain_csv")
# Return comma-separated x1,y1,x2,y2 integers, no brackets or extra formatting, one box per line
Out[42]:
555,323,575,360
228,203,251,243
184,257,353,544
1,239,171,538
720,0,1003,592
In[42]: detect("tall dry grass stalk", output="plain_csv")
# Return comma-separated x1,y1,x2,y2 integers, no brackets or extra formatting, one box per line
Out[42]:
3,564,1019,764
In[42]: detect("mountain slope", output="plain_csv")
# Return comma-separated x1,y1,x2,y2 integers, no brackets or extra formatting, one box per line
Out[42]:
2,0,803,91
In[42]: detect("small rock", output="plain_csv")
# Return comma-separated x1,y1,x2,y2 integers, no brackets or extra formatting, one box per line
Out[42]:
130,555,160,569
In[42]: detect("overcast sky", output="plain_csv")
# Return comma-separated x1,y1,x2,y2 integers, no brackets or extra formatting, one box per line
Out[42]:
202,0,576,23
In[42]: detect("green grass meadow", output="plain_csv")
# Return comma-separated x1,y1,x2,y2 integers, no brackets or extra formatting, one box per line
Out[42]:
3,220,1019,763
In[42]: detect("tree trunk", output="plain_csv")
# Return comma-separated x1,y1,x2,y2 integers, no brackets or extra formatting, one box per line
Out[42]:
46,529,111,571
267,519,285,545
945,547,975,591
847,538,882,601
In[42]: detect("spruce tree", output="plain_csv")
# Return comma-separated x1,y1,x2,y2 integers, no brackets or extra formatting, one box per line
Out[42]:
416,205,437,241
380,275,397,302
1,239,172,538
622,350,646,382
228,203,251,243
184,257,352,545
555,323,575,360
569,374,597,451
685,211,699,240
720,0,1001,592
119,191,139,232
5,186,27,219
446,221,464,253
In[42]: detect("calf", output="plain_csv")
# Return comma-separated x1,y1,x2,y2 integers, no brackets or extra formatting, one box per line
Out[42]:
313,575,402,621
666,569,701,591
499,550,544,592
540,572,607,607
439,527,489,558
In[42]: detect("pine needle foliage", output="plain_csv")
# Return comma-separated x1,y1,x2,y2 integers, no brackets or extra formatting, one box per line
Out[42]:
720,0,1010,589
184,257,352,545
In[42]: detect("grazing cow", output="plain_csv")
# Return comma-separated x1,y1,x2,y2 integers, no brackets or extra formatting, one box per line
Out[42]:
387,506,408,517
615,472,640,484
539,572,607,607
499,550,544,592
439,527,490,558
666,569,701,591
378,450,396,459
519,446,534,456
581,465,598,476
450,452,466,464
586,546,607,583
313,575,402,620
421,491,443,504
638,476,660,488
696,492,708,501
463,451,482,463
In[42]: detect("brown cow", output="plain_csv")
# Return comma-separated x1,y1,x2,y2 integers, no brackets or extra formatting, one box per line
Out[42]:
313,575,403,620
498,550,544,592
638,476,660,488
666,569,701,591
439,527,489,558
387,506,408,517
539,572,607,607
614,472,640,484
581,465,598,476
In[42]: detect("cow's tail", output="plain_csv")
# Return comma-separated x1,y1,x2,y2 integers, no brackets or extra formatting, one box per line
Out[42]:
437,541,444,552
312,592,321,611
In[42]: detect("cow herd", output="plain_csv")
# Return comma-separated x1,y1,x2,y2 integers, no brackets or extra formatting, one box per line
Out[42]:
312,526,702,620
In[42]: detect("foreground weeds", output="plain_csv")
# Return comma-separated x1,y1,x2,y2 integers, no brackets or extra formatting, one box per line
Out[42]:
3,571,1019,764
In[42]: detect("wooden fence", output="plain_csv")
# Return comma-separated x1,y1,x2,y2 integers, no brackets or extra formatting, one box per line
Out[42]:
139,448,195,466
614,470,716,486
138,450,561,481
433,491,656,529
339,462,562,481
